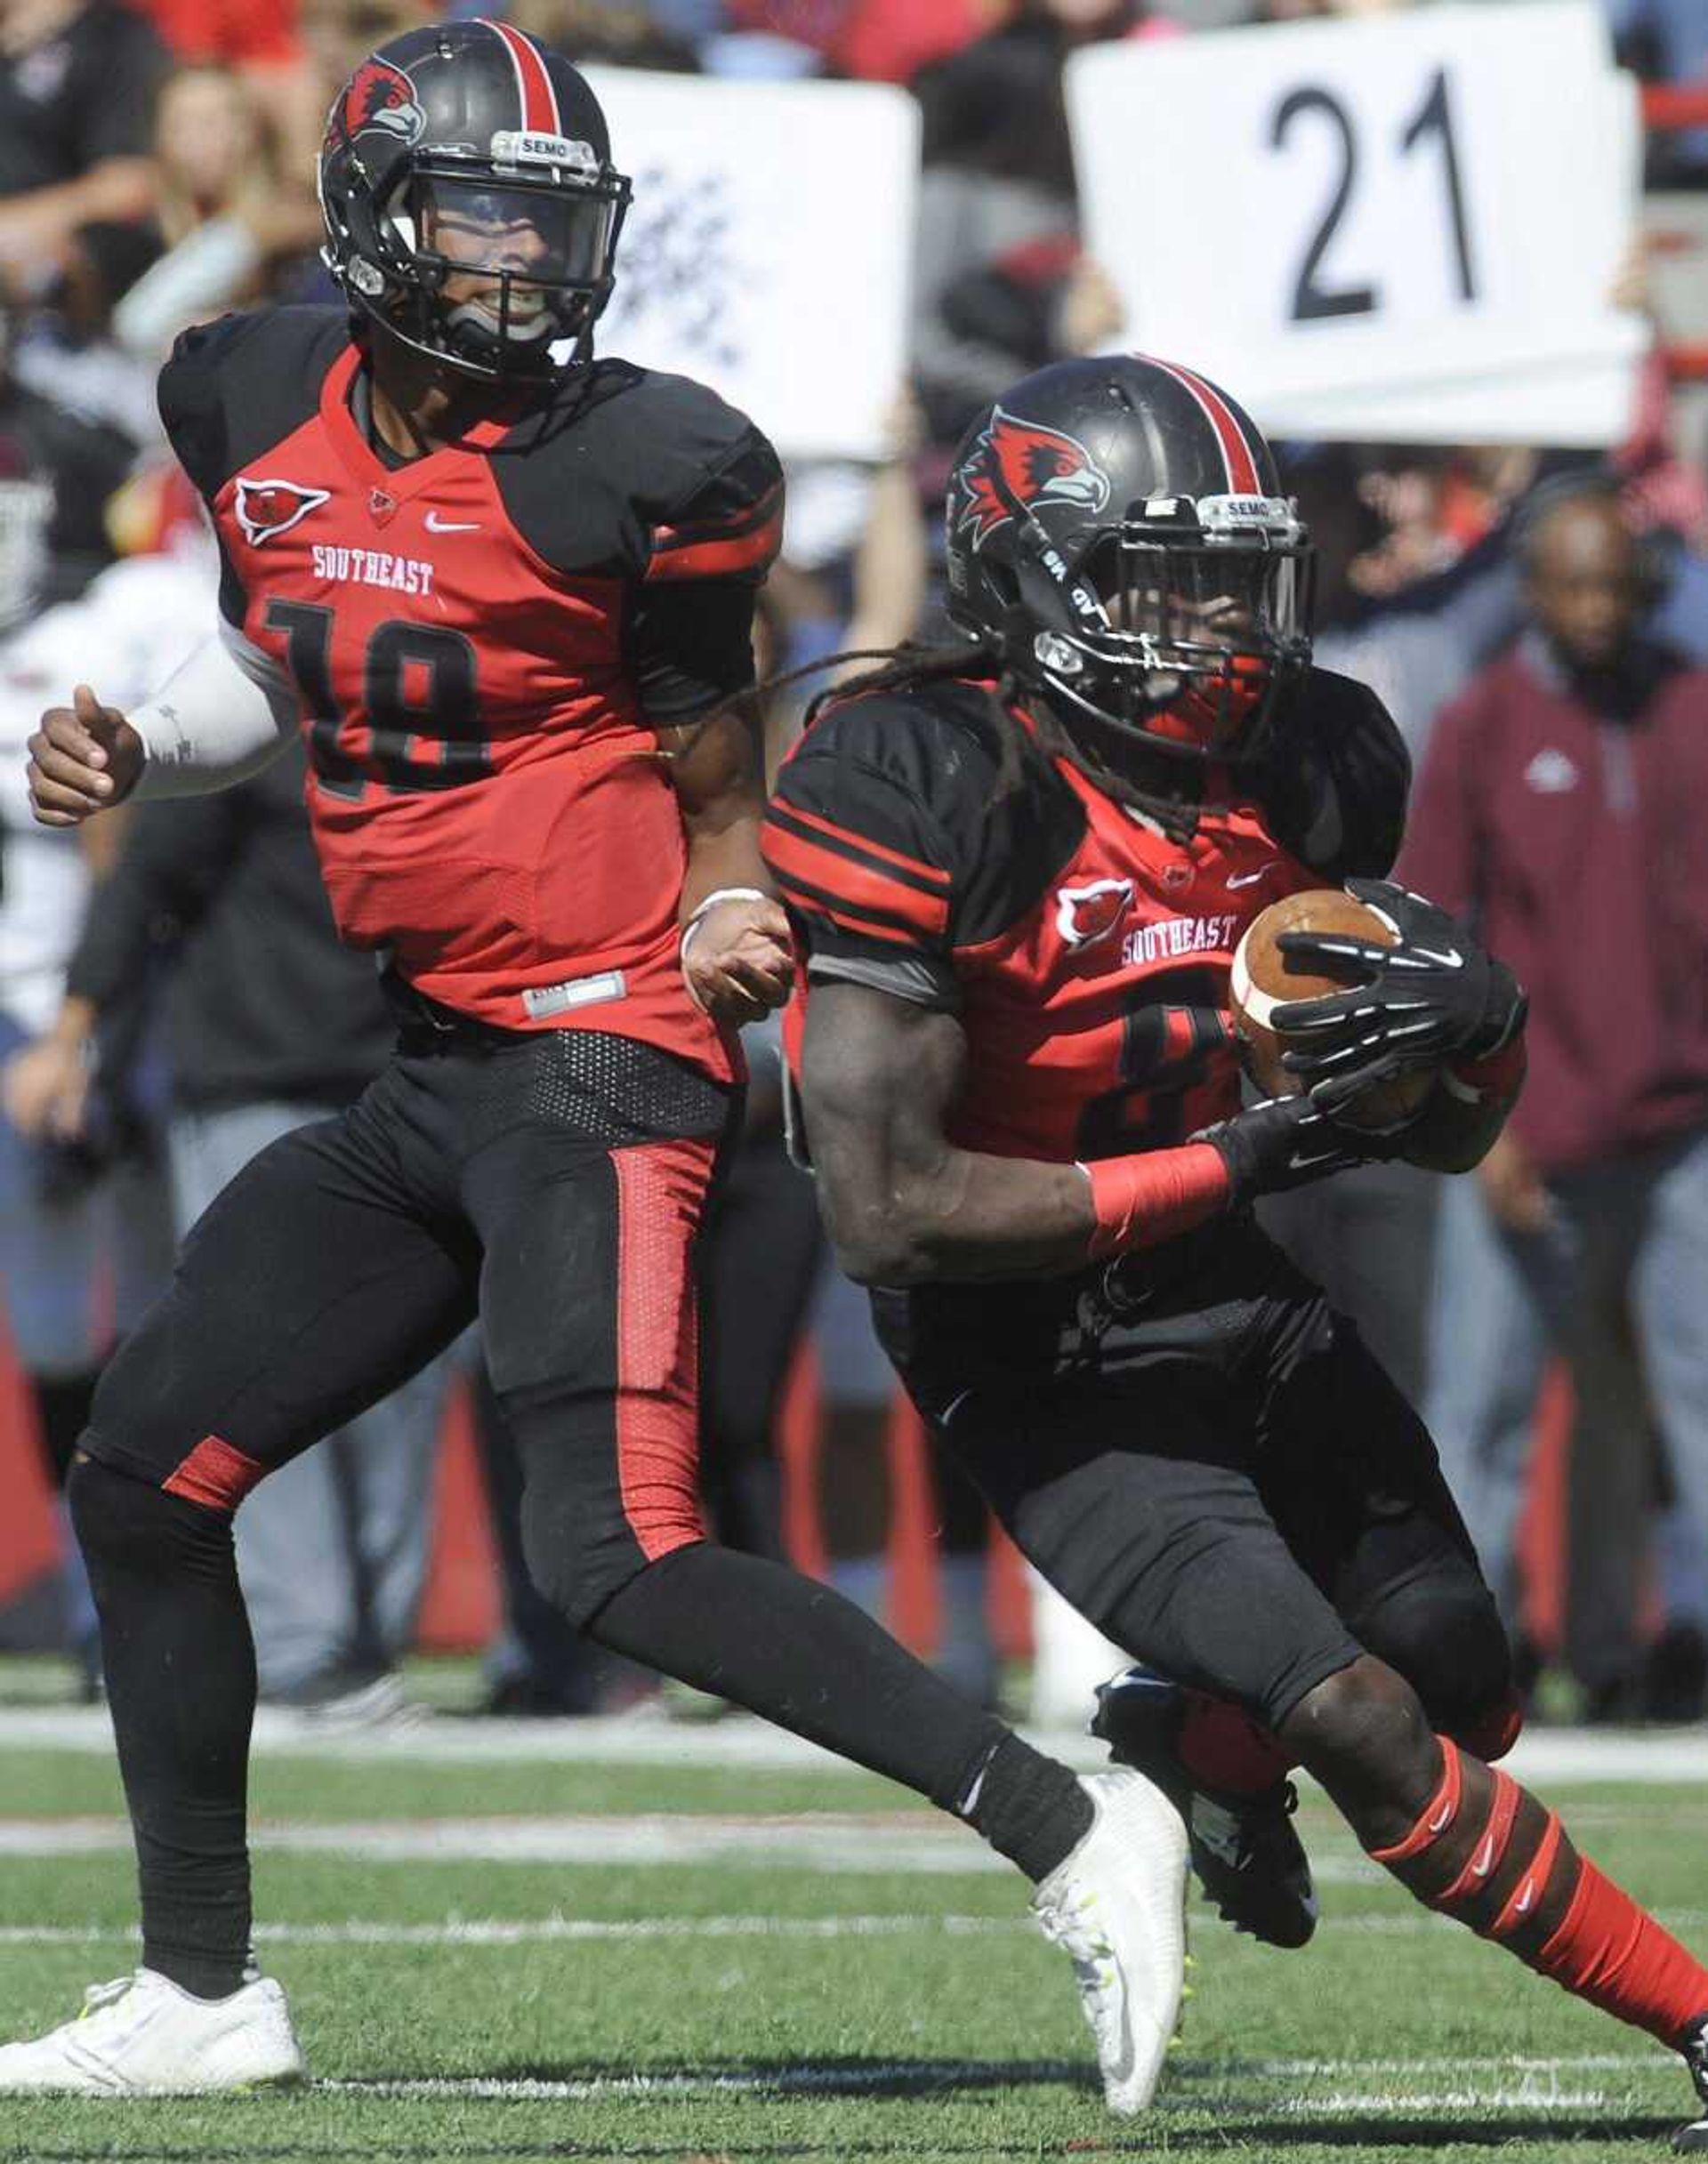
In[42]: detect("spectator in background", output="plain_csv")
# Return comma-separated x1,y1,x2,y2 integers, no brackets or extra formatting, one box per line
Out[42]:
0,537,181,1693
1284,442,1524,772
1253,444,1520,1406
1402,474,1708,1720
130,0,326,204
296,0,431,117
909,0,1170,446
1614,364,1708,665
0,0,165,307
1607,0,1708,189
0,318,135,626
18,632,453,1722
714,0,992,83
508,0,700,70
108,64,320,364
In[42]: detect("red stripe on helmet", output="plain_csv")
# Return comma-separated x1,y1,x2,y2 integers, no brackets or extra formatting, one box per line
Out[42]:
1138,354,1262,495
481,19,560,136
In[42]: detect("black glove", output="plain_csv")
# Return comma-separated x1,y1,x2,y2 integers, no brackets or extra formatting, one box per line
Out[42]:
1194,1095,1398,1206
1269,876,1527,1106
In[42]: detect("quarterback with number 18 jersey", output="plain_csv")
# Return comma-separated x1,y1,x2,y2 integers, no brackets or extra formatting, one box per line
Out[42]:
158,301,780,1074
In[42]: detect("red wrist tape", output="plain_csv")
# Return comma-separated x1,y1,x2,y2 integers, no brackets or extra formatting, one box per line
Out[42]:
1081,1144,1232,1262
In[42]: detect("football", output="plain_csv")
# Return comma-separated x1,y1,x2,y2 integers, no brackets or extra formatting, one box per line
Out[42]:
1229,889,1437,1134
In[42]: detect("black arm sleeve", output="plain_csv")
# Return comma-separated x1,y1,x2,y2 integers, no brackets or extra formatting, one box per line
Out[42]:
1255,667,1411,881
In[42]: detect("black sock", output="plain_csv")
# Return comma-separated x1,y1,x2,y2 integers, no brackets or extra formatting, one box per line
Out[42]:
956,1732,1094,1883
592,1542,1029,1816
68,1456,254,2000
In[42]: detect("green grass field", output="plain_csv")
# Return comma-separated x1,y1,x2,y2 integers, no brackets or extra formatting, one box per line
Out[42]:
3,1676,1707,2161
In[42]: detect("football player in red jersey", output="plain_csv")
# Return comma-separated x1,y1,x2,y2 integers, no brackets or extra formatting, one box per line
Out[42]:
3,29,1191,2107
766,353,1708,2136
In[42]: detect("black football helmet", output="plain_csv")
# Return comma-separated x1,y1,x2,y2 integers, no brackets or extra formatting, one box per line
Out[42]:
318,20,632,382
944,354,1314,773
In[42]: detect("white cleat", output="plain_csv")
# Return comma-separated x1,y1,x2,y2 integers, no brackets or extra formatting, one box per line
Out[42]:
0,1969,307,2095
1031,1766,1189,2115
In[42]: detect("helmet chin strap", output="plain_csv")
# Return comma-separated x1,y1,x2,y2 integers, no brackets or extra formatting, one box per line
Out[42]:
987,460,1110,646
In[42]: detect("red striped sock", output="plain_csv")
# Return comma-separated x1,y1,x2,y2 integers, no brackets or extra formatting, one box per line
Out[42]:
1369,1737,1708,2049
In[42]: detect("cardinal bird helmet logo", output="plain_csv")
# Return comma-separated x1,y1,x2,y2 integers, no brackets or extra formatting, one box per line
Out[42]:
951,407,1112,550
339,56,425,148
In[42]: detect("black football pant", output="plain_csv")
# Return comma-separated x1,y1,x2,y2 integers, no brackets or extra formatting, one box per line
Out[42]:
875,1215,1515,1746
70,1021,1078,1997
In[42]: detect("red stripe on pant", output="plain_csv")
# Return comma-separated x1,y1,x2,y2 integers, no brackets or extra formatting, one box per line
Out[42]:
609,1137,717,1562
162,1435,266,1513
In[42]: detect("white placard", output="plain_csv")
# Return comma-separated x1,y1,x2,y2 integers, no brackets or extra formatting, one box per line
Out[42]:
583,69,919,463
1261,351,1640,447
1067,3,1646,444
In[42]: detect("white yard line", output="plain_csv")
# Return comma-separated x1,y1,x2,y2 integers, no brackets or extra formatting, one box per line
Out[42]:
0,1813,1006,1870
2,1905,1704,1949
325,2064,1080,2102
6,1703,1708,1782
0,1914,1018,1945
1272,2088,1615,2114
0,1817,1381,1877
319,2051,1672,2108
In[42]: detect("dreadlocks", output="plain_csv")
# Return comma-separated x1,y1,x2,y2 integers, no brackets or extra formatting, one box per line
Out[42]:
707,633,1208,844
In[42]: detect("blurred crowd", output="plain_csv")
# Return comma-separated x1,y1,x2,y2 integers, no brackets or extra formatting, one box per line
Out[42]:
3,0,1708,1732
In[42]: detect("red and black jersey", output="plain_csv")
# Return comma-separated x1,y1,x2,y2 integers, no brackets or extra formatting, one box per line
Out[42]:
158,305,784,1078
764,671,1409,1163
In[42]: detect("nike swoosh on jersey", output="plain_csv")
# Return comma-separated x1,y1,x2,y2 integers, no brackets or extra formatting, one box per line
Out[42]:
1227,864,1277,889
424,511,480,534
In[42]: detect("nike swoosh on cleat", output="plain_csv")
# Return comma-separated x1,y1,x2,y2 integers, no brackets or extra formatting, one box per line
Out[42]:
1427,1799,1454,1834
1471,1833,1496,1878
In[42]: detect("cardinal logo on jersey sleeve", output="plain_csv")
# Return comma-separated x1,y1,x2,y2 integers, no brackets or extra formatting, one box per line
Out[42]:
1055,877,1132,948
951,408,1112,550
234,478,332,547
